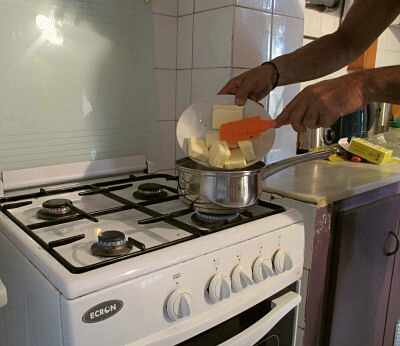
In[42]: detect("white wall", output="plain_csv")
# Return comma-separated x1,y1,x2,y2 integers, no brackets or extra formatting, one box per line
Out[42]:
152,0,306,171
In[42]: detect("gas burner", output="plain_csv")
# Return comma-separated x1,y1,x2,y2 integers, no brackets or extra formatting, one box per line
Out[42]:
91,230,132,257
37,198,75,220
191,211,242,229
133,183,168,200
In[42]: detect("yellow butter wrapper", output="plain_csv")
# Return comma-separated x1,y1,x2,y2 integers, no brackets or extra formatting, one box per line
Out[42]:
348,137,392,164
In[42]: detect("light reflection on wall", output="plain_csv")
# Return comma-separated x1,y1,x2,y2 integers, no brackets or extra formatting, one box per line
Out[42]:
36,14,64,46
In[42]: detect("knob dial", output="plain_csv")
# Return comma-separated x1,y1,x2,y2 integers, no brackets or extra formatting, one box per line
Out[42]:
231,264,253,292
166,288,193,321
252,257,274,283
273,249,292,274
208,272,231,303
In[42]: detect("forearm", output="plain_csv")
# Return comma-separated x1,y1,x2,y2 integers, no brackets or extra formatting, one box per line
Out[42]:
362,65,400,104
271,33,358,85
270,0,400,87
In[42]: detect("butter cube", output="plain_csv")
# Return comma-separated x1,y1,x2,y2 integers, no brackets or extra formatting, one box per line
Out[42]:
348,137,392,164
188,136,209,162
224,149,247,169
205,132,220,148
208,140,230,168
212,105,243,129
238,140,256,162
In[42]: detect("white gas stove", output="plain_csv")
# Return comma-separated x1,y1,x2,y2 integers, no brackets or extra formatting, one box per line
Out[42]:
0,156,304,346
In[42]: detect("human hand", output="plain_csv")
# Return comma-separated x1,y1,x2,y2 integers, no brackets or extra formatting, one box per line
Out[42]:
274,74,366,132
218,64,278,106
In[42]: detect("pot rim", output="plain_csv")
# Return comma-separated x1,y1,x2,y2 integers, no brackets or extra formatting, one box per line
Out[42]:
176,157,265,175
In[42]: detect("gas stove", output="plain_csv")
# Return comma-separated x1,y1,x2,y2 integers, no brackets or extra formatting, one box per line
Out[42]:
0,171,284,274
0,156,304,346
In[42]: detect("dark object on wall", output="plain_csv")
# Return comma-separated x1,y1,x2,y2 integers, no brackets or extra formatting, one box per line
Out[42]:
306,0,341,12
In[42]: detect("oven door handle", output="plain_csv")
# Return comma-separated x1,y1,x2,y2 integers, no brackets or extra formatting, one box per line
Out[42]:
0,279,7,308
219,291,301,346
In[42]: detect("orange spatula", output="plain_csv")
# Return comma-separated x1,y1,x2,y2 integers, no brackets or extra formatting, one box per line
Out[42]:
220,116,288,143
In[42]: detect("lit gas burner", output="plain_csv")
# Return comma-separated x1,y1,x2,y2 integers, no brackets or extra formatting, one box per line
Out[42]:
133,183,167,200
37,198,75,220
191,211,242,229
91,230,132,257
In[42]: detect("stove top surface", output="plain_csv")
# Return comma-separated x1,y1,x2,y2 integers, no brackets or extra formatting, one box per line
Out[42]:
0,172,285,274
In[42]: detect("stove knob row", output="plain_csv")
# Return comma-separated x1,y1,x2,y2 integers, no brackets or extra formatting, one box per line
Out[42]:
166,288,193,321
206,250,293,303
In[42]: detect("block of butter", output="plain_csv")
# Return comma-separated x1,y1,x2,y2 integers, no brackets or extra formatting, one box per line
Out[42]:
188,136,209,162
347,137,393,164
212,105,243,129
238,140,256,162
224,149,247,169
208,140,230,168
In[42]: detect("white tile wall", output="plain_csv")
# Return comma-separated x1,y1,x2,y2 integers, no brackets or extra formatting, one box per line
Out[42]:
271,14,304,59
154,69,176,121
235,0,272,12
176,70,192,118
154,120,177,170
177,15,193,69
233,7,272,68
191,68,231,101
178,0,194,15
154,1,306,170
193,7,234,68
152,14,177,69
152,0,178,16
195,0,234,12
274,0,305,19
376,26,400,67
303,5,341,38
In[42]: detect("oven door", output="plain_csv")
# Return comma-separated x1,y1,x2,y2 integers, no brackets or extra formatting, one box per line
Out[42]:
178,282,300,346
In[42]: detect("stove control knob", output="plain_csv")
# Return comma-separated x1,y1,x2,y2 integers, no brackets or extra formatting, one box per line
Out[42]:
231,265,253,292
166,288,193,321
208,273,231,303
252,257,274,283
273,250,292,274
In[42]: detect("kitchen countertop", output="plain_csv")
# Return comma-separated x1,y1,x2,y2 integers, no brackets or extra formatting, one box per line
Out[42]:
262,153,400,206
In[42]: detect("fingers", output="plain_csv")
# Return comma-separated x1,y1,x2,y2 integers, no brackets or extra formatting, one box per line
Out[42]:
218,79,240,96
275,99,307,133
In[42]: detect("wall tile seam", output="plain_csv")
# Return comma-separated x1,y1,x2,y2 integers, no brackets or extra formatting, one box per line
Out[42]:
234,5,272,14
272,12,305,21
192,5,234,15
152,12,178,18
154,67,179,71
191,66,234,69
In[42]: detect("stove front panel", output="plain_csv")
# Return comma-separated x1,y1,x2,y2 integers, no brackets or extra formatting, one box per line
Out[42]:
60,222,304,346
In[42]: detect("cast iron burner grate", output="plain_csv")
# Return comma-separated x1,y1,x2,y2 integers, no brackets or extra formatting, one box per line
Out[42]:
37,198,75,220
133,183,168,200
191,211,243,229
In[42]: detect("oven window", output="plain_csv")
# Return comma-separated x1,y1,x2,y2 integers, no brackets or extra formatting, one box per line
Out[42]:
178,283,297,346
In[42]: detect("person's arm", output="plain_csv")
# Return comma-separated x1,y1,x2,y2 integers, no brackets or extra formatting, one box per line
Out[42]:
275,65,400,132
219,0,400,105
273,0,400,85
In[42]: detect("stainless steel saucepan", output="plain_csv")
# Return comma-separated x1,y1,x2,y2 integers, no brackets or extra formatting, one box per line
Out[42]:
176,147,337,213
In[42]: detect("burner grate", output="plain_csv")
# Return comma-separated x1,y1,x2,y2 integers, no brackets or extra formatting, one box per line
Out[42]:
0,173,285,274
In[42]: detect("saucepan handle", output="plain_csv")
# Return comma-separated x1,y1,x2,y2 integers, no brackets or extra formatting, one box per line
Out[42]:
261,147,338,180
